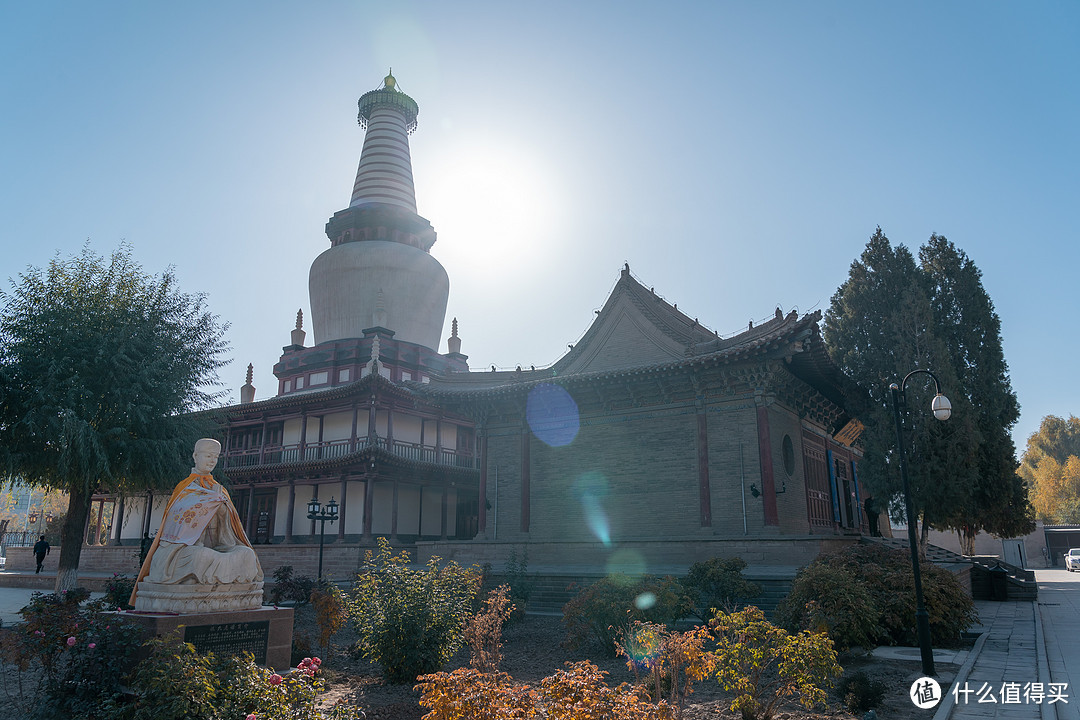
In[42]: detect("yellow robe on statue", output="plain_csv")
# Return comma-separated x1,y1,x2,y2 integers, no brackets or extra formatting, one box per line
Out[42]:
129,473,263,607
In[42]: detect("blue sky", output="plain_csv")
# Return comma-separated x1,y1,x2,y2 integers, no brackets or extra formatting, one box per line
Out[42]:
2,2,1077,453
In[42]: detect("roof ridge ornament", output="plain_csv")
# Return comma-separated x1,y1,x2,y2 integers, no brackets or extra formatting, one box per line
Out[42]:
291,309,306,347
240,363,256,404
367,335,381,376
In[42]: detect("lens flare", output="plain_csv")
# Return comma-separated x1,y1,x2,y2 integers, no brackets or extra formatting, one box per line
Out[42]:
573,472,611,545
526,383,579,447
605,549,647,578
634,592,657,610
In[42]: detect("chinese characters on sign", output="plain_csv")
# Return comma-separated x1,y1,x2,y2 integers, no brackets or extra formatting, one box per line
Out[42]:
184,620,270,665
951,682,1068,705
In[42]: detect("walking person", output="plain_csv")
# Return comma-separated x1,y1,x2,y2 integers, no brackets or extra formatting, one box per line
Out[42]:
864,495,881,537
33,534,50,574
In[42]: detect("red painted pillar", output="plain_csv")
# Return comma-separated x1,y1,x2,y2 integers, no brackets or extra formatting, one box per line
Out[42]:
285,478,295,543
756,406,779,526
337,474,348,541
440,485,448,540
520,429,530,533
696,411,712,527
362,473,375,539
477,431,488,537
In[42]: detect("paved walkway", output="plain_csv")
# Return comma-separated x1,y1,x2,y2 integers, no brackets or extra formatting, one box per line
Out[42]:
944,599,1052,720
0,570,109,624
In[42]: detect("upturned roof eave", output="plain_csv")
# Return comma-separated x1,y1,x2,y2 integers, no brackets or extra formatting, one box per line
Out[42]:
410,311,826,401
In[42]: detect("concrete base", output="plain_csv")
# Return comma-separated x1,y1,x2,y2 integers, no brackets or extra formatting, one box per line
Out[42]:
121,605,293,671
133,580,265,613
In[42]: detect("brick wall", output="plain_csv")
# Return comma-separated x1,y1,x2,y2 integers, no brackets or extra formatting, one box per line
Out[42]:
414,537,855,576
7,543,368,582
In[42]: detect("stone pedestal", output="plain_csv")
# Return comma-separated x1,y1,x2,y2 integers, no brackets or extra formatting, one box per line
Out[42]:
122,605,294,671
133,580,265,613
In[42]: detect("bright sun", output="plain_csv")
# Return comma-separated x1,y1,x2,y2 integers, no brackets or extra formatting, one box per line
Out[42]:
420,135,564,279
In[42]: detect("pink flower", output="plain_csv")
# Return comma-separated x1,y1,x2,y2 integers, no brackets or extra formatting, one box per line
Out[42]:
66,637,76,646
34,630,42,636
246,715,257,720
269,673,283,686
312,656,321,666
88,643,96,649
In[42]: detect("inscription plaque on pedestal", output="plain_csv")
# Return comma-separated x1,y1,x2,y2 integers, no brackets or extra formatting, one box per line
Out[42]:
184,620,270,664
120,606,293,671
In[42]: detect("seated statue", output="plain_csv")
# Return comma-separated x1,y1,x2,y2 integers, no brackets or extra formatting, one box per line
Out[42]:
130,438,264,612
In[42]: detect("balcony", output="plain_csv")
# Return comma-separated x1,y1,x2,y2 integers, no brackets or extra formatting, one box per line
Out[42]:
223,437,478,470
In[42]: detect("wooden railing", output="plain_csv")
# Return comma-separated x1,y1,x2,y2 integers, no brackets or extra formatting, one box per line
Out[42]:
224,437,477,470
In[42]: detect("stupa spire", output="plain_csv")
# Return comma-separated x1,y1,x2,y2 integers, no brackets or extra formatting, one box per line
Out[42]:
311,73,449,351
349,70,419,212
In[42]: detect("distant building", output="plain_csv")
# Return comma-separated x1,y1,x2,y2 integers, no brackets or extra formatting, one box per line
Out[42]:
92,74,874,583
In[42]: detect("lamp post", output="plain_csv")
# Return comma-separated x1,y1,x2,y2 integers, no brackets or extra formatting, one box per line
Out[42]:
890,369,952,677
306,496,339,581
27,509,54,538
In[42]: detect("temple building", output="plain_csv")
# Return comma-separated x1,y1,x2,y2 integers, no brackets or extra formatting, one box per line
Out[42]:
78,73,876,587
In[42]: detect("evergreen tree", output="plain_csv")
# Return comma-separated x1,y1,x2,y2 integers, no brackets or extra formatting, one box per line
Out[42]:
918,235,1032,549
0,244,228,591
824,228,1029,550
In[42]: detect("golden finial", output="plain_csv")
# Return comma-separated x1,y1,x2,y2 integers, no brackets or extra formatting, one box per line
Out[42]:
384,68,396,89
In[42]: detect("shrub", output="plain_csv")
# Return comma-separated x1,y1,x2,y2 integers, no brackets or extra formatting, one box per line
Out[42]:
710,606,842,720
774,564,879,651
417,661,675,720
540,661,675,719
105,573,136,611
0,589,144,719
776,543,977,649
683,556,761,618
616,621,716,719
415,668,533,719
270,565,315,607
562,574,695,655
120,634,358,720
465,585,514,673
310,580,349,654
348,538,480,683
503,546,533,622
837,670,886,713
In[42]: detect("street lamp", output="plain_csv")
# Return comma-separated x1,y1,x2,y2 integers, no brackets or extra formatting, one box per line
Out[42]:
27,509,53,537
890,369,952,677
306,496,339,581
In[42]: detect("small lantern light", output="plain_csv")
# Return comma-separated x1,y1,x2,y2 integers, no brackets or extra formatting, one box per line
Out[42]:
932,393,952,421
326,496,339,520
45,512,54,523
28,511,39,525
307,497,321,517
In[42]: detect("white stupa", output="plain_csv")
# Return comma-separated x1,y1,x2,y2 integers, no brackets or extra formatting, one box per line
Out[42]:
309,72,449,351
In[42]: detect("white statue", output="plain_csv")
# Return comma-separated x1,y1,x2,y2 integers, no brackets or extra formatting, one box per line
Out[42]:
129,438,264,612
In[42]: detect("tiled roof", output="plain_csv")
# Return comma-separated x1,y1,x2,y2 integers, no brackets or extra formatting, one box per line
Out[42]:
409,269,840,401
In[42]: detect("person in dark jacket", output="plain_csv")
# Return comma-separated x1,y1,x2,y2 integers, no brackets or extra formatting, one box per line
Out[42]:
864,496,881,537
33,535,50,573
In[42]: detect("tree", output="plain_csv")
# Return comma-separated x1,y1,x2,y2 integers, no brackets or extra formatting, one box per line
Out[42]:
823,228,1030,553
1018,415,1080,480
1019,415,1080,523
918,235,1032,550
0,244,228,591
1026,456,1080,523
